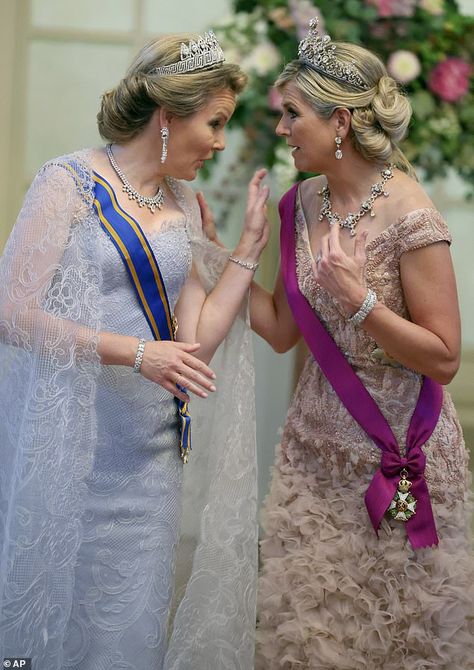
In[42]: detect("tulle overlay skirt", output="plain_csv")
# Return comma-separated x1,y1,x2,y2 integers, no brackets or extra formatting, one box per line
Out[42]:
256,359,474,670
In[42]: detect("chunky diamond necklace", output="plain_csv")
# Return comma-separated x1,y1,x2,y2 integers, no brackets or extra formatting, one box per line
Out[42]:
106,144,165,214
318,166,393,236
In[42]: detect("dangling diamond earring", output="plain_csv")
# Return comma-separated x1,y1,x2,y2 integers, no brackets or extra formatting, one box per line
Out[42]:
161,127,169,164
335,136,343,160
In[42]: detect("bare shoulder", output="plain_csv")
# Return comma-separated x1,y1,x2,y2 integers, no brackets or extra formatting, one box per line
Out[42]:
387,169,436,220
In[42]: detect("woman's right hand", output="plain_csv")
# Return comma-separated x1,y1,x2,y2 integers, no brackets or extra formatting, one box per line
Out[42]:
139,341,216,402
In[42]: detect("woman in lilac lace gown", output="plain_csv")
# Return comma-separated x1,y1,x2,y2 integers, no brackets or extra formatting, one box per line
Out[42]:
0,33,269,669
251,20,474,669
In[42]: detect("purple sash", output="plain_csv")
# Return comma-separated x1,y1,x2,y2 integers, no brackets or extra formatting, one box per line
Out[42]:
279,183,442,549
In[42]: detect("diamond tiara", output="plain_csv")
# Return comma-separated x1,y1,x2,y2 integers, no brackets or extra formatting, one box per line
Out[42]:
153,30,225,76
298,18,368,90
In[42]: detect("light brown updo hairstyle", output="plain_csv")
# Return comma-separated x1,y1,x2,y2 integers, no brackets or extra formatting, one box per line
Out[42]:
275,42,415,176
97,34,248,143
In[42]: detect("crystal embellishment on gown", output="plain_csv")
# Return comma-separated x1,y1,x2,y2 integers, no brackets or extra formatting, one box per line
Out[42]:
388,469,417,522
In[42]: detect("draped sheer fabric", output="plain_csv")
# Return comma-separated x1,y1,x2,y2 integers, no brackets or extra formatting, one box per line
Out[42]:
0,149,258,669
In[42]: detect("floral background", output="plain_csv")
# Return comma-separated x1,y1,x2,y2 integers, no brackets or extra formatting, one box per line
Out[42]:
209,0,473,198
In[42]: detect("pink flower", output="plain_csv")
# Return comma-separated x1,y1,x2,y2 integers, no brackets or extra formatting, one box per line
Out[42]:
428,58,471,103
366,0,416,17
268,87,283,112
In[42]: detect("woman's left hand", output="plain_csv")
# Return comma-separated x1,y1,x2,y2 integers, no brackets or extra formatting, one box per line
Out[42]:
241,168,270,253
311,222,369,315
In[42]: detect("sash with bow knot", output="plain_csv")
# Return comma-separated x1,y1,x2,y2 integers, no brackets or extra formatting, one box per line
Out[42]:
93,171,191,463
279,183,442,549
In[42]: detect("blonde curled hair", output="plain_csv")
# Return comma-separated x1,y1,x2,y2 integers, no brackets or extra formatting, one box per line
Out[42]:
97,34,247,143
275,42,415,176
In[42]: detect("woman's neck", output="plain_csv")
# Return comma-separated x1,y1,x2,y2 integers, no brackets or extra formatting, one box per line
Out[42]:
324,153,386,208
109,133,166,196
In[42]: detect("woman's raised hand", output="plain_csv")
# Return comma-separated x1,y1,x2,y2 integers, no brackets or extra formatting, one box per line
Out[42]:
311,222,369,315
241,168,270,254
139,341,216,403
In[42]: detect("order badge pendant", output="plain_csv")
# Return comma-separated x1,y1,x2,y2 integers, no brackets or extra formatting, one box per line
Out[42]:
388,469,417,522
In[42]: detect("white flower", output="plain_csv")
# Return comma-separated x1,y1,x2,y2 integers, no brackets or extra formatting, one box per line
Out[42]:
419,0,444,15
242,41,281,76
254,20,268,35
234,12,254,30
221,46,243,65
387,50,421,84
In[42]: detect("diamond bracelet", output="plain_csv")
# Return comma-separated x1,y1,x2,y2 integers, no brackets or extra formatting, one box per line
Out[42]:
228,255,259,272
133,338,146,373
347,289,377,327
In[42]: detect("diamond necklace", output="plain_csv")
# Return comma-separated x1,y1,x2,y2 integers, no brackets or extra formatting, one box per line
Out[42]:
318,166,394,236
106,144,165,214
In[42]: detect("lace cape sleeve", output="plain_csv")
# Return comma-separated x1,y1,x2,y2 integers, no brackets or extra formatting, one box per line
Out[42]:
0,153,103,664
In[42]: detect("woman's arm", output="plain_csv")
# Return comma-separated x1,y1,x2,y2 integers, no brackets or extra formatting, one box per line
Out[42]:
174,169,271,363
249,271,300,353
314,222,461,385
359,242,460,384
196,185,300,356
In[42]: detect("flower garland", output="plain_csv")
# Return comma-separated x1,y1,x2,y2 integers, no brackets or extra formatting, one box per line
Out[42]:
212,0,473,193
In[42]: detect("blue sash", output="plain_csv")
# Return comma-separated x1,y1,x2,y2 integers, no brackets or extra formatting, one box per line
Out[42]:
93,171,192,463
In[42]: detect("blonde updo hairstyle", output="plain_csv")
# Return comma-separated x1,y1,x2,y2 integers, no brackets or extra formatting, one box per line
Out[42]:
276,42,415,175
98,34,248,143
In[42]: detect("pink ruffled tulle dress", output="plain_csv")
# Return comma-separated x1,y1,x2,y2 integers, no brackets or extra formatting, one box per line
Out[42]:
256,197,474,669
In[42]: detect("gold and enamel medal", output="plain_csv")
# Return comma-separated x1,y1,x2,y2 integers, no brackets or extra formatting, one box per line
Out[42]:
388,469,417,522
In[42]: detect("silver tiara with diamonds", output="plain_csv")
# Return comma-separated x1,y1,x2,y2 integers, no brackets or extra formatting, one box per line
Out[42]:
298,18,368,90
153,30,225,76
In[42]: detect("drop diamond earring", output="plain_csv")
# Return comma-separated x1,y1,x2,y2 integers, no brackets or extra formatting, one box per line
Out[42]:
335,136,343,160
161,127,169,164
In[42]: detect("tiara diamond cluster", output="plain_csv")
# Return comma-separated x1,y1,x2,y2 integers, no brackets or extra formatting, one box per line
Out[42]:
298,18,368,90
154,30,225,76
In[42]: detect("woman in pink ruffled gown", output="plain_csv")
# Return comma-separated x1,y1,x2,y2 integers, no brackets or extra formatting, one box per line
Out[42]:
250,19,474,670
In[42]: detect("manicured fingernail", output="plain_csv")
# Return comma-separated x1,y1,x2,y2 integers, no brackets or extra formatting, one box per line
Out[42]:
210,385,216,392
201,392,208,398
211,373,217,379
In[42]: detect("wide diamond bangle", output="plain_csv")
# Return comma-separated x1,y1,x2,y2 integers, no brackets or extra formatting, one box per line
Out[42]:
347,289,377,326
133,338,146,373
228,255,259,272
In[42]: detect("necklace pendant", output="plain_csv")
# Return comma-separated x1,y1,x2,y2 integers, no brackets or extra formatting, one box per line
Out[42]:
370,210,375,217
383,191,389,197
